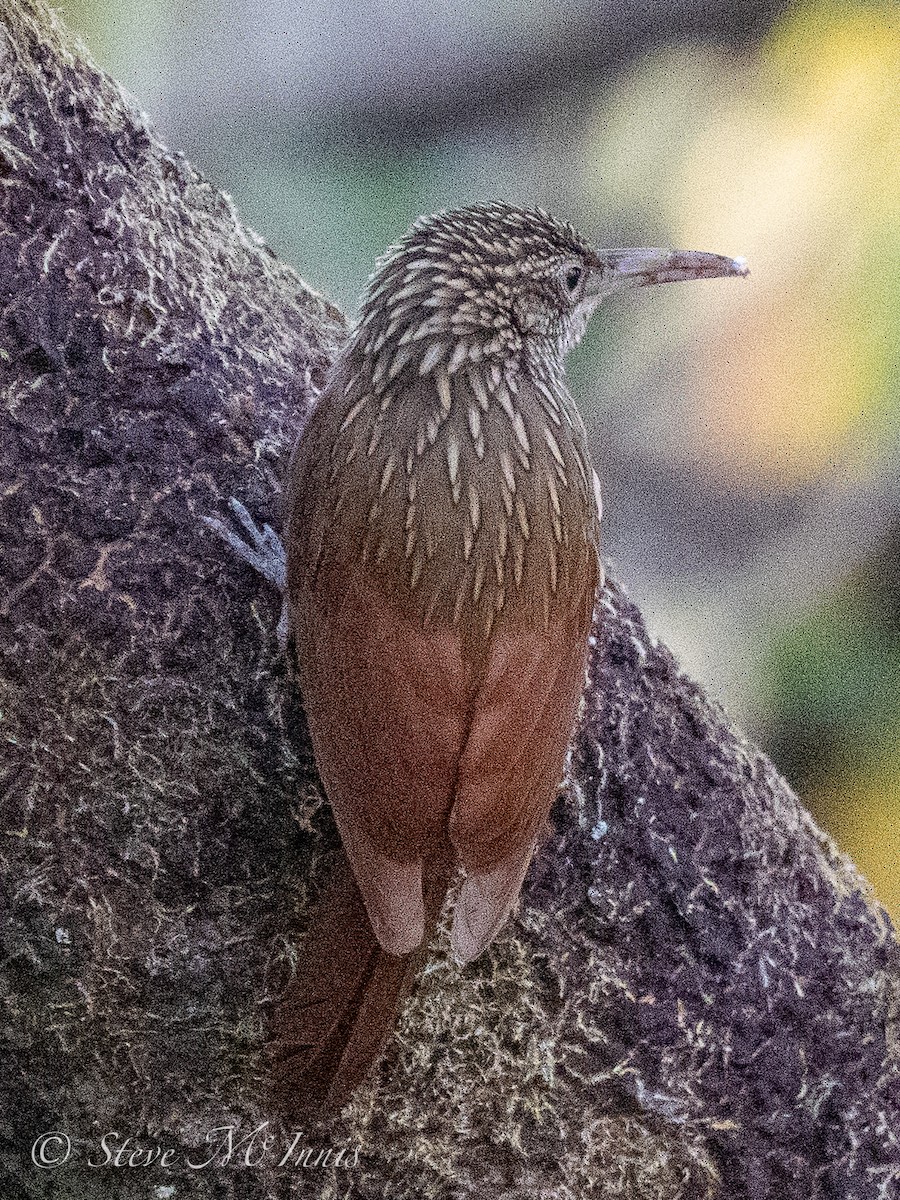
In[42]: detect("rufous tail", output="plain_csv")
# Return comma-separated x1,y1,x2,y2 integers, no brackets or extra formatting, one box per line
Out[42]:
271,850,448,1112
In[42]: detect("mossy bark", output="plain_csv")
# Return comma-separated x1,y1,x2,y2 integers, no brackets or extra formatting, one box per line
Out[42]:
1,3,897,1197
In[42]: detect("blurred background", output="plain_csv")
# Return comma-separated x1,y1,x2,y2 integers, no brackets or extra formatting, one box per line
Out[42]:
58,0,900,919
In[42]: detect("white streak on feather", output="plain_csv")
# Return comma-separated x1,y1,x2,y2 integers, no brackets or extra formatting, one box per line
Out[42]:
379,456,396,495
473,560,486,603
535,379,562,425
467,405,481,444
513,538,524,586
448,341,468,374
498,515,508,560
515,497,530,540
494,385,516,422
512,411,531,456
339,396,367,433
446,433,461,503
391,281,420,303
547,474,561,516
435,369,452,416
419,341,446,374
468,484,480,533
469,370,490,411
388,343,414,380
543,424,565,471
371,352,391,386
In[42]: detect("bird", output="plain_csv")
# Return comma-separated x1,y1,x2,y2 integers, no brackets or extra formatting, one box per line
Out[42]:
219,202,748,1110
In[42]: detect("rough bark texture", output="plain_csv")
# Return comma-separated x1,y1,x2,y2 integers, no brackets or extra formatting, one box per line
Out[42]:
1,4,897,1198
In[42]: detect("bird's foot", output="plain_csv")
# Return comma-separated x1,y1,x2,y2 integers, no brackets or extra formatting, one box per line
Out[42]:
201,498,288,647
202,497,286,591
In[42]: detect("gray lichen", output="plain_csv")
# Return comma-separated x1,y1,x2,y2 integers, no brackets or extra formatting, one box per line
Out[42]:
1,2,898,1198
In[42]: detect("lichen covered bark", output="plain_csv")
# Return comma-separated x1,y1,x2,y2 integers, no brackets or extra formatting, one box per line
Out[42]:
1,3,897,1197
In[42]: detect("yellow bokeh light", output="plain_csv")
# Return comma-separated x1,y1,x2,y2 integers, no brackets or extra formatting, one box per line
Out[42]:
814,767,900,924
665,3,900,483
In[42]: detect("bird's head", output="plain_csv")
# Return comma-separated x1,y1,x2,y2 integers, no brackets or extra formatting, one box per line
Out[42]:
354,202,747,386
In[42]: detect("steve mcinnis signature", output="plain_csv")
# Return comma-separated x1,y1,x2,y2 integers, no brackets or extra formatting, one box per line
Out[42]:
30,1122,361,1171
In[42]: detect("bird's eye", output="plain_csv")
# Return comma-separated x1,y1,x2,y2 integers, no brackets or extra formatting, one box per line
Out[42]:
563,265,583,293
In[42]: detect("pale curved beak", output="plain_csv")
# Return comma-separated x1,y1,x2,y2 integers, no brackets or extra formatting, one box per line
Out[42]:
585,248,749,299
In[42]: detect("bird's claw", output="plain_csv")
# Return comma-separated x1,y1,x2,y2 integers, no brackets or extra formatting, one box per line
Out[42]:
201,497,287,592
201,497,289,649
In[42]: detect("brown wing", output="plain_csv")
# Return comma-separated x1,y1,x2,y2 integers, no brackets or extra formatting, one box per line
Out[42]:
291,559,468,955
443,368,601,962
448,565,597,963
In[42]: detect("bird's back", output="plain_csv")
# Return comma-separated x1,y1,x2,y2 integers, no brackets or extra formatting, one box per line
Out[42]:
285,343,599,960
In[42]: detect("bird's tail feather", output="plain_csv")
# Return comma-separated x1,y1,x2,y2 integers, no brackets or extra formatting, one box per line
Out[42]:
271,850,448,1112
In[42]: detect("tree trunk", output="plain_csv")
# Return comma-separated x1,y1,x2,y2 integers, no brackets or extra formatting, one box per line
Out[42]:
1,3,897,1197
